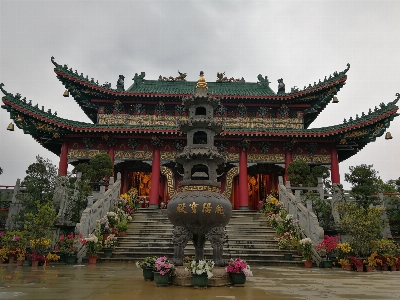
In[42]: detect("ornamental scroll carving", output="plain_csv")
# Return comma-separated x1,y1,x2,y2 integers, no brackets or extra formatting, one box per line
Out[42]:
293,154,331,164
98,114,303,130
67,149,107,159
247,153,285,163
114,151,152,160
223,166,239,199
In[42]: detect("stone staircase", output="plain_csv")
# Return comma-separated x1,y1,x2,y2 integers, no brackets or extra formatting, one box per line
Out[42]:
104,209,302,266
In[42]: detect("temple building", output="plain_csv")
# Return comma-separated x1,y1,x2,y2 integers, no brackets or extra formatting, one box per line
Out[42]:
1,58,398,210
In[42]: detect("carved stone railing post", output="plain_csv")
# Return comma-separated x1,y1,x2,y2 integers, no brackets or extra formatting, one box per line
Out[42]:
75,172,121,263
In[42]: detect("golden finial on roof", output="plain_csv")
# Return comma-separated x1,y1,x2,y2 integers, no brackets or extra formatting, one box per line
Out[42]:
196,71,208,89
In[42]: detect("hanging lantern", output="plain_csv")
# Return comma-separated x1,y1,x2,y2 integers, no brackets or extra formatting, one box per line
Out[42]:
332,96,339,103
7,123,14,131
63,90,69,97
385,132,393,140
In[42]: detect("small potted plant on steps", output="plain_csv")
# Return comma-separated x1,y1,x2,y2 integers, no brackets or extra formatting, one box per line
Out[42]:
103,234,117,258
116,220,128,237
153,256,175,287
299,238,313,268
186,259,215,288
136,256,158,281
81,233,102,264
225,257,253,286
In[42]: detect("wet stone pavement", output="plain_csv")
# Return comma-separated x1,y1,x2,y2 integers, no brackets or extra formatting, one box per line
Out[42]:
1,262,400,300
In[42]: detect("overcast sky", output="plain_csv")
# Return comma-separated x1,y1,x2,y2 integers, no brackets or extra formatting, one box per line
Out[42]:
1,0,399,189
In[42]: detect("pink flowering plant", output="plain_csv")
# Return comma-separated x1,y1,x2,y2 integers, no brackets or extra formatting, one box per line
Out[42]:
154,256,175,276
225,257,253,277
56,233,82,255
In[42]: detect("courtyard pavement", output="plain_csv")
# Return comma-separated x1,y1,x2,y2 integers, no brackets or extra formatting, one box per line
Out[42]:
1,261,400,300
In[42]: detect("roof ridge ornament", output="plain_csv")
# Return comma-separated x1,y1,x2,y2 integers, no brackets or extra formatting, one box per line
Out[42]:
196,71,208,89
0,83,9,96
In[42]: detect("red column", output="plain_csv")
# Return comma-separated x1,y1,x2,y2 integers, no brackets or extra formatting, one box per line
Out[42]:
108,147,115,163
233,176,240,210
284,150,292,182
239,149,249,210
220,175,226,193
58,141,68,176
149,147,161,209
331,146,340,184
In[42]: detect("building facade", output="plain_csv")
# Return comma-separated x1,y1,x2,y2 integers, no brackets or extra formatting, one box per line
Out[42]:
1,58,398,210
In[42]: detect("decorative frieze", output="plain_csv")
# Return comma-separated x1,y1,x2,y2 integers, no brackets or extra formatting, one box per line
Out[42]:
293,154,331,164
67,149,107,159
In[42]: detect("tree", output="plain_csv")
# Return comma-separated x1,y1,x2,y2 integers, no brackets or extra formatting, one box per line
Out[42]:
287,160,313,186
13,156,57,229
344,164,381,208
73,153,113,183
287,160,330,187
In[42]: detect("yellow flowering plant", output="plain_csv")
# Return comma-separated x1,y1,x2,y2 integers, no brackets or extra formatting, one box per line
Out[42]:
336,243,353,259
338,258,351,269
366,252,378,267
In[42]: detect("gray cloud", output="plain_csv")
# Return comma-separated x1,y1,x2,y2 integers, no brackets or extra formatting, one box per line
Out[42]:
1,0,399,188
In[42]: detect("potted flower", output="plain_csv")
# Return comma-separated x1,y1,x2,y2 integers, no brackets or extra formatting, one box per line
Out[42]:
0,246,8,263
116,220,128,237
25,250,48,267
45,252,60,265
339,258,352,271
365,252,378,272
275,231,297,260
315,235,339,268
349,256,363,272
103,234,117,257
186,259,215,288
136,256,158,281
62,233,82,264
81,234,102,264
384,254,398,271
336,242,353,271
153,256,175,287
225,257,253,285
299,238,313,268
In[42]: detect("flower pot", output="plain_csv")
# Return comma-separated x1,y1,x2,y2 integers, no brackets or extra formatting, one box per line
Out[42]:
102,234,109,242
154,271,169,287
143,268,154,281
230,272,246,285
17,260,24,266
297,249,303,256
356,265,363,272
323,260,333,269
382,264,388,271
88,256,97,264
284,253,293,261
193,274,208,288
118,231,127,237
304,260,313,268
58,253,66,263
345,265,352,271
390,265,397,271
65,254,76,265
365,266,372,272
103,248,113,257
31,259,39,267
8,255,15,264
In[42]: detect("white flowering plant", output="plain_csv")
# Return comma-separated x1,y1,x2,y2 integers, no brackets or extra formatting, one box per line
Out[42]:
185,259,215,279
80,233,102,257
299,238,313,261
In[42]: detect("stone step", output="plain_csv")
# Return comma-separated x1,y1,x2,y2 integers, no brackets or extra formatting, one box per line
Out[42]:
110,209,302,266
